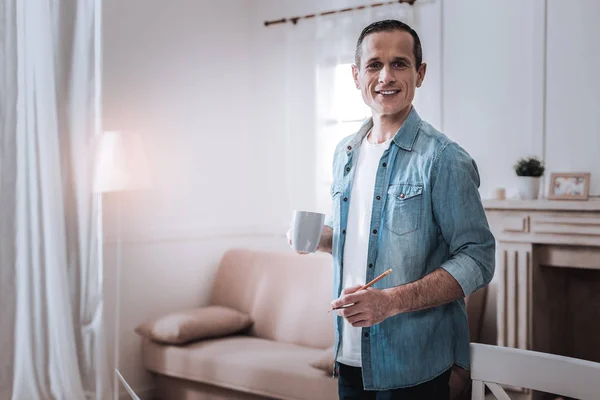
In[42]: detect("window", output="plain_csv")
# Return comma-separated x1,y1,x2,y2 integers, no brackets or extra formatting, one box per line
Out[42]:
318,63,371,183
315,63,371,213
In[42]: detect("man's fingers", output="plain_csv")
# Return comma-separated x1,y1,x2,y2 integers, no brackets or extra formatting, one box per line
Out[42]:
331,292,361,310
350,319,370,327
339,305,362,319
346,313,368,326
342,284,363,295
330,287,363,309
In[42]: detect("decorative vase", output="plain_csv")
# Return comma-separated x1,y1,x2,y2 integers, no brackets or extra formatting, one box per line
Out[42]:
516,176,541,200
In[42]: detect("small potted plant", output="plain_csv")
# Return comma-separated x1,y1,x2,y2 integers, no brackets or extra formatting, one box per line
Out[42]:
514,156,545,200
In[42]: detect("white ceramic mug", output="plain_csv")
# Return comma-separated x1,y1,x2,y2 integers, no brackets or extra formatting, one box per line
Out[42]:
290,210,325,253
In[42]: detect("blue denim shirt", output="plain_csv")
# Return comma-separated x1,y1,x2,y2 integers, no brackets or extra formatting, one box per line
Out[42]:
325,107,495,390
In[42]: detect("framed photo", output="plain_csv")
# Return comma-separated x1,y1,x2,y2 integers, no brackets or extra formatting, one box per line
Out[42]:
548,172,591,200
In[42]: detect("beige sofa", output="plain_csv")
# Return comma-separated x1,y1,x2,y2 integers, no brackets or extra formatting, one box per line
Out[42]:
139,248,496,400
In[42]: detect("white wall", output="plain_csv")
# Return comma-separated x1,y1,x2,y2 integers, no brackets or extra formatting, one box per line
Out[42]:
545,0,600,195
442,0,539,199
102,0,289,397
443,0,600,199
102,0,600,396
102,0,271,235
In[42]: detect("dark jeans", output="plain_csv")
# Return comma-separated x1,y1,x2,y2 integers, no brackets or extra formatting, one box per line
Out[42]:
337,363,451,400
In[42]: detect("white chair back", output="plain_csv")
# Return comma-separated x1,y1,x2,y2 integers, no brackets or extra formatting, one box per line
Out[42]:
470,343,600,400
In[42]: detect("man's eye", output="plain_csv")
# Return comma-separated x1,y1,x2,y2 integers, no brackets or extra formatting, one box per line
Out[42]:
393,62,408,68
367,63,381,69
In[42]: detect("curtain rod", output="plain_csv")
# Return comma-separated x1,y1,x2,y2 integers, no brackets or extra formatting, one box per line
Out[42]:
264,0,417,27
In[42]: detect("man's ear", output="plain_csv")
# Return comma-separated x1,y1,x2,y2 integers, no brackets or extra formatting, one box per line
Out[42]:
416,63,427,88
352,64,360,89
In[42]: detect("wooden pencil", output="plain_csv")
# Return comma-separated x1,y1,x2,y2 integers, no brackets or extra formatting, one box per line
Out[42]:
328,269,392,312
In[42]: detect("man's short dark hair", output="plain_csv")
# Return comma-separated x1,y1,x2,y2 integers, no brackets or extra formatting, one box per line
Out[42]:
355,19,422,70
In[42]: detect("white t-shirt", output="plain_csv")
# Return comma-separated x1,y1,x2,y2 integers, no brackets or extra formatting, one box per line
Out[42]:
337,132,392,367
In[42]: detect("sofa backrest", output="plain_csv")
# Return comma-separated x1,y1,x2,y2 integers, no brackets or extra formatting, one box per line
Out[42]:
210,248,334,350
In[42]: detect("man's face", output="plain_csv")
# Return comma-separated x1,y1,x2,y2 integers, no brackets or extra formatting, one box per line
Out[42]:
352,30,426,117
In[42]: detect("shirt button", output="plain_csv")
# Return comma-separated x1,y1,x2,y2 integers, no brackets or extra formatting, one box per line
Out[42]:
346,167,350,172
369,263,373,268
372,229,378,234
364,332,369,338
343,197,348,202
400,193,405,198
376,195,381,200
342,229,346,234
382,162,387,167
347,146,352,151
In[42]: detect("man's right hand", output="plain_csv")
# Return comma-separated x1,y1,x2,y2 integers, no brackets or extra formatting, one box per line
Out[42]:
287,225,333,255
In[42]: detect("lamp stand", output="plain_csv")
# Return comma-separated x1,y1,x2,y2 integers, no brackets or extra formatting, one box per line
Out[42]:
113,195,122,400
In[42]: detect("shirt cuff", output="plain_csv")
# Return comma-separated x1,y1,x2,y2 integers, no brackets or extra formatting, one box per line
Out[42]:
441,252,485,297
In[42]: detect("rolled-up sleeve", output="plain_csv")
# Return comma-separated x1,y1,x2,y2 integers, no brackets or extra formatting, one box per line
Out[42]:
432,143,495,297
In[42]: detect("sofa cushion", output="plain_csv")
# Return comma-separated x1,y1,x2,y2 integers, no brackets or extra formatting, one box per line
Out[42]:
210,249,334,350
135,306,253,345
309,346,334,375
142,336,338,400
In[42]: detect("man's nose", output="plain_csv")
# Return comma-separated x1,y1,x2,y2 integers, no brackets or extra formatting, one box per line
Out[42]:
379,66,395,84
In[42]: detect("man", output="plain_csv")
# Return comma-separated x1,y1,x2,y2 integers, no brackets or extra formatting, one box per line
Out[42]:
289,20,495,399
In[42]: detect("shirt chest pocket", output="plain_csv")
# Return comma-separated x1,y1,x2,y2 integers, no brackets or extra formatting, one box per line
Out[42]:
383,183,423,236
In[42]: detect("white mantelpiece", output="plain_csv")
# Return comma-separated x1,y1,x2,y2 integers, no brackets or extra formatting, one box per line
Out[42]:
483,199,600,400
484,199,600,247
484,199,600,212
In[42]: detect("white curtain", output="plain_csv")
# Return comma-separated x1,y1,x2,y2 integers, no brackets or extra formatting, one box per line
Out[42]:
0,0,17,397
0,0,110,399
281,1,415,216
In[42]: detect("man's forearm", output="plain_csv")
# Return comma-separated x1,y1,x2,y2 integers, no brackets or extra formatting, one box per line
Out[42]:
385,268,464,316
318,226,333,254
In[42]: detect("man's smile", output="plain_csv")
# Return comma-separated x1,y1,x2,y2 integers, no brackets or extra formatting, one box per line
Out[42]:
375,89,401,96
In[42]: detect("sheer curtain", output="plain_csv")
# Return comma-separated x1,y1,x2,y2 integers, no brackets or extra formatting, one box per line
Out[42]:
0,0,17,397
0,0,110,399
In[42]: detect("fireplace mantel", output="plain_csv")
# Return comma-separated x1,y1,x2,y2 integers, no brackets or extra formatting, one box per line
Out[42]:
483,199,600,247
483,199,600,399
484,199,600,212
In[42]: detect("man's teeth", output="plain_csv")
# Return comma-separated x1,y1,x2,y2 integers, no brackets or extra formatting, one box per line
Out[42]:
380,90,398,95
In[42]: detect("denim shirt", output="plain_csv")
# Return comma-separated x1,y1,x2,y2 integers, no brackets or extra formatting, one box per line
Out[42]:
325,107,495,390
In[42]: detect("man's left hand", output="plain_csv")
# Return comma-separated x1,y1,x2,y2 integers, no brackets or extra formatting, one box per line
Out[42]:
330,285,395,327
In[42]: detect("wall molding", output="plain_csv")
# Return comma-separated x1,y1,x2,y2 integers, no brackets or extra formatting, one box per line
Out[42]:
529,0,548,198
531,0,547,161
104,224,288,244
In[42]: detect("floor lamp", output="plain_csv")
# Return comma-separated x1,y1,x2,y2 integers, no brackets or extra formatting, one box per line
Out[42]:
93,131,152,400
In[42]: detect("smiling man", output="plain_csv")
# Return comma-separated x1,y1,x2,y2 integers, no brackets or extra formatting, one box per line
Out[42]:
311,20,495,399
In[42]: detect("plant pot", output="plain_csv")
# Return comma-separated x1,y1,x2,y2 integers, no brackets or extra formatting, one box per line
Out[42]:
516,176,541,200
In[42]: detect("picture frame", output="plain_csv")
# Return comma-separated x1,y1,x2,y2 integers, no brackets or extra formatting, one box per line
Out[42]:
547,172,591,200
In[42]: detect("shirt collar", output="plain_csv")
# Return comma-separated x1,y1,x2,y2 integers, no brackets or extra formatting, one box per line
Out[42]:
346,106,421,153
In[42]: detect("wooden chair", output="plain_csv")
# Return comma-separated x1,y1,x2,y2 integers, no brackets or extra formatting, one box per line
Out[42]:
470,343,600,400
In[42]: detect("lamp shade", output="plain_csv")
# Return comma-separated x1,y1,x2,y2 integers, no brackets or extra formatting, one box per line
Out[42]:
93,131,152,193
